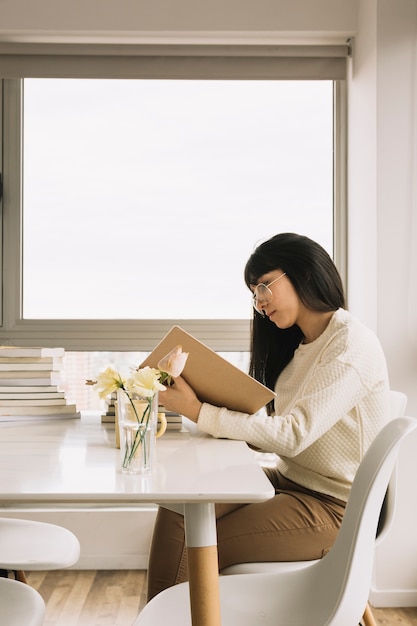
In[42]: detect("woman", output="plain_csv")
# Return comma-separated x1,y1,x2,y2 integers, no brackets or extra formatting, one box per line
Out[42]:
147,232,390,600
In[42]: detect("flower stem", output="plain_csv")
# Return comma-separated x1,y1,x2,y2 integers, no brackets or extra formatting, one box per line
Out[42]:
122,394,152,469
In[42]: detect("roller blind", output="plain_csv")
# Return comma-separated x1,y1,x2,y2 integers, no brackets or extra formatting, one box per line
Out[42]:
0,43,348,80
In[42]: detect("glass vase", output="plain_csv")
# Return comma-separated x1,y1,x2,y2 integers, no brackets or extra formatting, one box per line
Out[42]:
116,389,159,474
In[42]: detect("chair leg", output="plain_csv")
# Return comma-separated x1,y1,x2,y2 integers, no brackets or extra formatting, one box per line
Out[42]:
14,570,28,584
0,569,28,583
361,602,378,626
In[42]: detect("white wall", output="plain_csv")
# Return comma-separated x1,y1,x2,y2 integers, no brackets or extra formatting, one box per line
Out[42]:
347,0,417,418
376,1,417,416
348,0,417,606
1,0,417,607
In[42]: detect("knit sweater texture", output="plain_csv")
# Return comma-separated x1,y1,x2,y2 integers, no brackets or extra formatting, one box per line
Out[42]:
197,308,390,501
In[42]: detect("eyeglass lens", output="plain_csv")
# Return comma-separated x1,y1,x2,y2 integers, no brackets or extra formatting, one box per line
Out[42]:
252,273,286,313
253,284,272,312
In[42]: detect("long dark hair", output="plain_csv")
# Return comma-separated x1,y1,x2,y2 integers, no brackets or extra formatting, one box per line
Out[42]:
244,233,345,406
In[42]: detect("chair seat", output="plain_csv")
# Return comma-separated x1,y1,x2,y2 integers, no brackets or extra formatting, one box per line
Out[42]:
0,517,80,570
222,559,317,575
133,563,366,626
0,577,45,626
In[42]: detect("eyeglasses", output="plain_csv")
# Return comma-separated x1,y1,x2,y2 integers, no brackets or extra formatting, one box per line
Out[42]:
252,273,286,313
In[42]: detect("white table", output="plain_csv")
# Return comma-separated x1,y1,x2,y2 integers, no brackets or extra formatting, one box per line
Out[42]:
0,415,274,626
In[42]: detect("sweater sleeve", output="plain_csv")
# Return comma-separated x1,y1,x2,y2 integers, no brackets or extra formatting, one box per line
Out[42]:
197,360,366,456
197,327,387,457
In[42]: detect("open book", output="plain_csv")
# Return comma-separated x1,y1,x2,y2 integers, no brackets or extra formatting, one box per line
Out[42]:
141,326,275,414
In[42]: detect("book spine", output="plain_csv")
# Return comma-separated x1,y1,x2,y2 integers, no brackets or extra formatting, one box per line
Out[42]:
0,398,67,406
0,392,65,400
0,404,78,415
0,357,60,364
0,361,63,371
0,348,65,358
0,377,62,386
0,413,80,422
0,386,60,393
0,370,61,378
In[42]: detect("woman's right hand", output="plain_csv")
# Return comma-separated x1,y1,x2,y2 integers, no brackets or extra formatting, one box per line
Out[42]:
159,375,203,423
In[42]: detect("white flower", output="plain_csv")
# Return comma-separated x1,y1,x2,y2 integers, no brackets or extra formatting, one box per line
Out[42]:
126,366,166,398
94,366,125,399
87,344,189,400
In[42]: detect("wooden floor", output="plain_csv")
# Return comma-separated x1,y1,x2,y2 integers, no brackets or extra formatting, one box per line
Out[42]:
26,570,147,626
26,569,417,626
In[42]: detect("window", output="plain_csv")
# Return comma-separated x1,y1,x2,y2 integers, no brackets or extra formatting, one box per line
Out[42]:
0,45,347,352
23,78,333,320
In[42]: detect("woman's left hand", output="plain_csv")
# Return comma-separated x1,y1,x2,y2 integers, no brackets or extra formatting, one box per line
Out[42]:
159,375,202,423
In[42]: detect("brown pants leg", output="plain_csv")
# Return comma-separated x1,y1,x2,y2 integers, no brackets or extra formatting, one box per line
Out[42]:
147,471,346,602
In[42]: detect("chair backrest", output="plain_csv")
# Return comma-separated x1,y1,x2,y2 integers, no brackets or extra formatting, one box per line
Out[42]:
0,577,45,626
389,390,408,418
376,390,407,541
315,415,417,625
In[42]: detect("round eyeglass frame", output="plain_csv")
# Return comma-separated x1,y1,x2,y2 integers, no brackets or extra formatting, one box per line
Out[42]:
252,272,286,313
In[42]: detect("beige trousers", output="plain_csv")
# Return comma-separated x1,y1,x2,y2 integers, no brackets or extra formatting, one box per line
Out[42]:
147,470,346,601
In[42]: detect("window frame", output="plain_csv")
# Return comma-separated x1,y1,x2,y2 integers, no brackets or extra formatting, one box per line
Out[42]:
0,75,347,352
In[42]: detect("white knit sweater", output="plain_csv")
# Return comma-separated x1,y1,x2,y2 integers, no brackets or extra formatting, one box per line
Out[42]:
197,309,390,501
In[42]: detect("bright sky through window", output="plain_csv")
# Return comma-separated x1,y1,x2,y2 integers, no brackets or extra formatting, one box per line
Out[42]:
22,79,333,319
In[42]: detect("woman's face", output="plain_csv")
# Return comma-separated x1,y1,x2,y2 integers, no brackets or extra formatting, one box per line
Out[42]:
252,270,303,329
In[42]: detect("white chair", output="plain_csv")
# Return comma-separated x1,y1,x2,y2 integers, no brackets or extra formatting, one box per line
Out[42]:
133,414,417,626
0,577,45,626
220,390,408,626
0,517,80,582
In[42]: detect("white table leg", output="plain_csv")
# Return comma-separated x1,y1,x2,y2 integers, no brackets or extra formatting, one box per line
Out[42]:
184,503,221,626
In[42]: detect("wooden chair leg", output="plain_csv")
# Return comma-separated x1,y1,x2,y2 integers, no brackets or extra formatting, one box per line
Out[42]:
14,570,28,584
361,602,378,626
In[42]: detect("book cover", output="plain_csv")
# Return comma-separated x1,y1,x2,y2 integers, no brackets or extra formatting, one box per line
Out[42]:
0,347,65,358
141,326,275,414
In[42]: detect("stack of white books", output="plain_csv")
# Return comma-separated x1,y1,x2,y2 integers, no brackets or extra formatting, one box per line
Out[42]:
104,399,184,431
101,391,116,423
158,406,184,431
0,346,80,421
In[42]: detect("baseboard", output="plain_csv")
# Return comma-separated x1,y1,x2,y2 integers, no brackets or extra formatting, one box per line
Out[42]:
70,554,150,569
369,588,417,608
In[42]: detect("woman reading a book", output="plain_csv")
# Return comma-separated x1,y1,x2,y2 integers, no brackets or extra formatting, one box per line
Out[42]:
147,232,390,601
